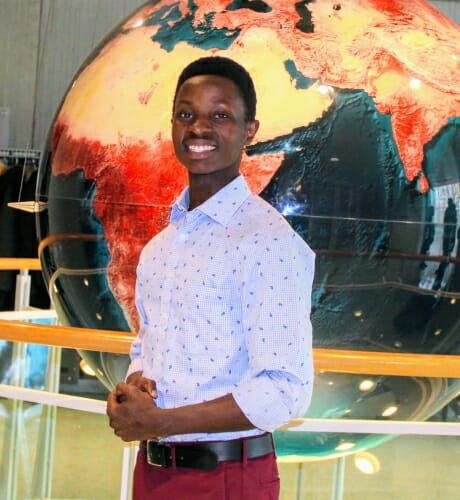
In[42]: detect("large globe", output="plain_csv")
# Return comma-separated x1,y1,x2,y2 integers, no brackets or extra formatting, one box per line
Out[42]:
36,0,460,459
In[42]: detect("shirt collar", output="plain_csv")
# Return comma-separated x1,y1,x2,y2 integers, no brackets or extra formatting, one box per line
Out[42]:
170,175,251,226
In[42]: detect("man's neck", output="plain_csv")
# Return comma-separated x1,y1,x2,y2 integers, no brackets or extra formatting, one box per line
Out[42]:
188,172,240,210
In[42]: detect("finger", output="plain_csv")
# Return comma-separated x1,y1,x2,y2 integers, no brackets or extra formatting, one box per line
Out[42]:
115,382,129,394
106,391,118,415
114,383,132,402
126,371,142,385
150,381,158,398
140,379,157,398
113,427,132,442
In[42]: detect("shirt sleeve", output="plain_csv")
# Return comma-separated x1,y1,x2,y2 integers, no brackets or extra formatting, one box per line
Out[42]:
125,273,148,379
232,230,315,431
126,334,144,379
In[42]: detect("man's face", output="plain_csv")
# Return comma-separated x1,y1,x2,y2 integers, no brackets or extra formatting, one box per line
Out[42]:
172,74,259,178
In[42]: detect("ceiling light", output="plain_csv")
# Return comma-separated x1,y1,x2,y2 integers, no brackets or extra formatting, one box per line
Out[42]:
382,405,399,417
335,441,355,452
80,359,96,377
359,379,376,392
354,452,381,475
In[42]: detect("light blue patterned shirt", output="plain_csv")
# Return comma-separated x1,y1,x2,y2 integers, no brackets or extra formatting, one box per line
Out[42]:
128,175,315,442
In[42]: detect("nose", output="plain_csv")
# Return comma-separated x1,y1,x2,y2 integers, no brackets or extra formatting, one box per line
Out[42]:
189,114,212,135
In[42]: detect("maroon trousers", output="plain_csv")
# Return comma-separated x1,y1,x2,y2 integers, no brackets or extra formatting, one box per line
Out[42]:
133,447,280,499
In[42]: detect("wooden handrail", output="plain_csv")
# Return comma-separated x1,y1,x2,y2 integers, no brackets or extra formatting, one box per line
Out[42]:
0,319,459,378
0,320,134,354
0,258,41,271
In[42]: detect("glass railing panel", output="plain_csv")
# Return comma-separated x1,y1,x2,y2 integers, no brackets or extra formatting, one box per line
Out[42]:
278,433,460,500
52,406,124,499
0,399,125,500
0,313,57,390
1,394,459,500
1,325,459,499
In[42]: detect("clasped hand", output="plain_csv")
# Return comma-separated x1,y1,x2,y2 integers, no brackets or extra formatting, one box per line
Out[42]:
106,372,161,442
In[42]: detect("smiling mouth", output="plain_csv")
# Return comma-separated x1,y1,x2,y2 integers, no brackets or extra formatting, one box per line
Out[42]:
186,144,217,153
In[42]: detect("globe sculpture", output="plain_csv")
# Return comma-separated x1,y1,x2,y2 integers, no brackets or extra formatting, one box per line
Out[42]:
36,0,460,459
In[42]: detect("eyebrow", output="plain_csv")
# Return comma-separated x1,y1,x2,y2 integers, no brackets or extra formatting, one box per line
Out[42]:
176,97,232,106
175,98,193,105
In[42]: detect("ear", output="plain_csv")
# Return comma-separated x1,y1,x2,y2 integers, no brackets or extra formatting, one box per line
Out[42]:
245,120,260,146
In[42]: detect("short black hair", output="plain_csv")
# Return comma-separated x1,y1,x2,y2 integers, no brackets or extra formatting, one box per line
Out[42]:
173,56,257,121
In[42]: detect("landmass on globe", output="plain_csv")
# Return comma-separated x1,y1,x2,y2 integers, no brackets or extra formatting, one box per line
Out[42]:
48,0,460,330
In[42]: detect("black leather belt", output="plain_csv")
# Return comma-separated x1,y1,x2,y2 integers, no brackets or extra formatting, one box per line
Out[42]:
141,433,274,471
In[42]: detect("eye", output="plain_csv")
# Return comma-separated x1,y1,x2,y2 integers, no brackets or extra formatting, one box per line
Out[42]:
176,110,193,120
214,112,230,120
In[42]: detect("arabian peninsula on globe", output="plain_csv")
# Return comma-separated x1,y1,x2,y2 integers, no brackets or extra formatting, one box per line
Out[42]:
36,0,460,459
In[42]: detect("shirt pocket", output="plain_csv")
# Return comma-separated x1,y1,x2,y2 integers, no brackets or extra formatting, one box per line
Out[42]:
172,280,241,355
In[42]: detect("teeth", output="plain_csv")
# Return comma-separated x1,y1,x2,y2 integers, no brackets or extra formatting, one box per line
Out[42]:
188,145,216,152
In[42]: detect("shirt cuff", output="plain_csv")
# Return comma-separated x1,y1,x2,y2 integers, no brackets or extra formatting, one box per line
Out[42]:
232,376,291,432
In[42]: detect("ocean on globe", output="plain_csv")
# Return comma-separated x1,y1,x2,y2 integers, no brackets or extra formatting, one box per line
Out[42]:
36,0,460,459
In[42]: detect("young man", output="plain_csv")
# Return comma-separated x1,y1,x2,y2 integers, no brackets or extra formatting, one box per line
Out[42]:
107,56,315,499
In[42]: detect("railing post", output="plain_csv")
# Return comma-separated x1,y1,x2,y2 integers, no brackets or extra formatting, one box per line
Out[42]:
0,269,32,498
296,462,304,500
120,445,137,500
31,342,60,498
14,270,31,311
331,456,346,500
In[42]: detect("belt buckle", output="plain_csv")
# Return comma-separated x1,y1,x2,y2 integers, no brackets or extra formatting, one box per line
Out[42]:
146,440,172,467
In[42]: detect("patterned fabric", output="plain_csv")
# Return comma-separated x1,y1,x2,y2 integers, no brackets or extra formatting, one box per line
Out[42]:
128,175,315,442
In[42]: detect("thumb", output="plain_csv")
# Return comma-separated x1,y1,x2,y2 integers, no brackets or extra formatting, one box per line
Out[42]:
147,380,158,399
139,378,158,398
